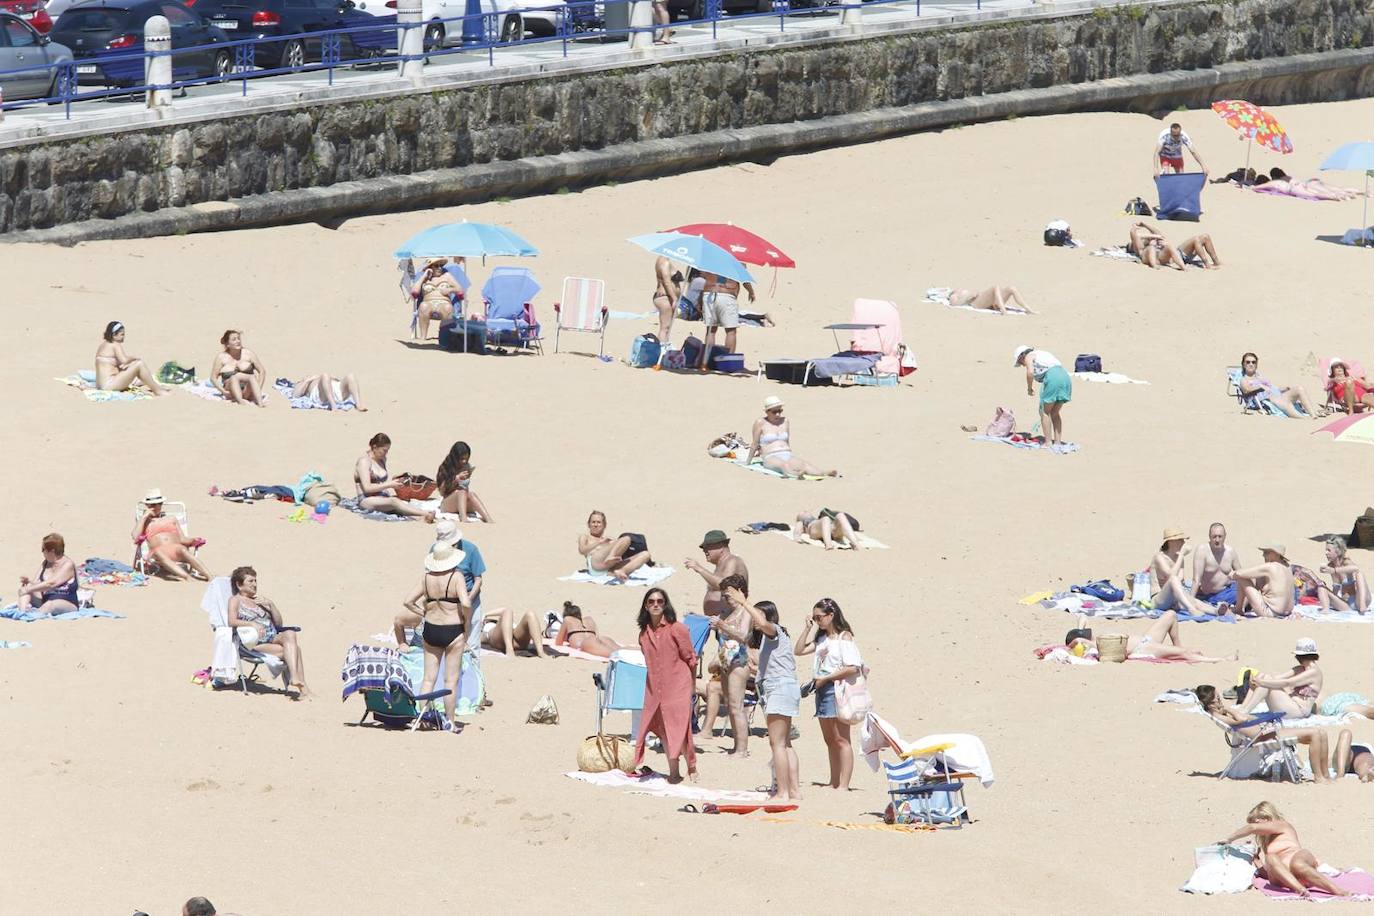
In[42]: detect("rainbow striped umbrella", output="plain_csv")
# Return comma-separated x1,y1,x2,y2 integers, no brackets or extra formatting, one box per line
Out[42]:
1211,99,1293,173
1312,412,1374,446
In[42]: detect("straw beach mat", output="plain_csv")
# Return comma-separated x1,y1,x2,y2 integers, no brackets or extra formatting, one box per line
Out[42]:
1098,634,1128,663
578,734,635,773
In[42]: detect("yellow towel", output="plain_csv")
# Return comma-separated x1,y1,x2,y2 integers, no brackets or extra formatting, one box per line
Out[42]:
1018,589,1054,605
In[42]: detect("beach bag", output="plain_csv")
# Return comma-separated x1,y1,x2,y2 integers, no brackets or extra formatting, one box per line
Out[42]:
526,694,559,725
1349,508,1374,548
1071,579,1124,602
1097,634,1128,663
578,733,636,773
676,296,702,321
1125,197,1153,216
303,482,344,509
679,335,704,368
619,533,649,558
628,334,662,368
661,347,687,370
835,671,873,726
394,474,437,502
985,407,1015,438
1074,354,1103,373
157,361,196,385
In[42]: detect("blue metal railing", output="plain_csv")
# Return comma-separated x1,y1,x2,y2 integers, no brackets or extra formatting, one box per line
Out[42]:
0,0,984,120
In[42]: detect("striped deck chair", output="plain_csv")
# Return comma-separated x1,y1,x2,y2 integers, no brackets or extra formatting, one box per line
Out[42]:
553,277,608,355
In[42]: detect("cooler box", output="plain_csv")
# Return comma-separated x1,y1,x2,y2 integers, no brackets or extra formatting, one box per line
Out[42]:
711,352,746,373
439,319,487,355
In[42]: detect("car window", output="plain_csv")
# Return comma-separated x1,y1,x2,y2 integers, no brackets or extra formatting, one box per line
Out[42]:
57,8,131,29
160,3,197,25
284,0,312,9
5,18,38,45
312,0,341,10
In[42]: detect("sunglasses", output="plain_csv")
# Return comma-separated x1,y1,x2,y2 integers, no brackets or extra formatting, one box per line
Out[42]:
646,597,665,606
1242,359,1257,365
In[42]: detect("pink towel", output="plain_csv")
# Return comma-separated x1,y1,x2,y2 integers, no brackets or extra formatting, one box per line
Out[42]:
1253,868,1374,899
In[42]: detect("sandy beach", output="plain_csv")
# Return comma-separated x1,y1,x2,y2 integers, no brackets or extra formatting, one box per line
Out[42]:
6,96,1374,914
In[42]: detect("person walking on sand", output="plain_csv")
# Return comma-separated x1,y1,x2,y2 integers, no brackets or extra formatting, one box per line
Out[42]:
1191,522,1240,613
632,588,697,782
1013,345,1072,449
685,529,748,617
1218,802,1351,897
652,256,680,349
1153,122,1207,176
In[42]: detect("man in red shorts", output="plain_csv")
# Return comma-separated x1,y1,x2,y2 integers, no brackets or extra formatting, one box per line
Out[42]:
1153,122,1207,176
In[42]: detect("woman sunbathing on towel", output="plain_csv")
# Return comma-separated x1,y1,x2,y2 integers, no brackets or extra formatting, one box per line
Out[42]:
1220,802,1352,895
1197,686,1335,783
947,286,1034,315
17,532,79,615
354,433,436,521
748,396,839,479
1127,221,1181,269
1063,612,1235,663
1335,730,1374,781
227,566,311,700
793,508,863,550
132,489,211,581
436,441,492,522
554,601,621,658
479,608,549,658
95,321,171,395
292,373,366,411
579,510,652,581
210,329,266,407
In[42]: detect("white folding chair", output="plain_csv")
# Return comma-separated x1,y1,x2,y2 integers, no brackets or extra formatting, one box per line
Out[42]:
132,501,195,574
553,277,608,355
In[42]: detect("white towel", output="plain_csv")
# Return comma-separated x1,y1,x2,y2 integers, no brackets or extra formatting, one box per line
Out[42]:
1295,605,1374,623
558,565,675,587
565,769,767,802
1072,372,1150,385
1180,846,1256,895
859,714,995,787
774,529,889,550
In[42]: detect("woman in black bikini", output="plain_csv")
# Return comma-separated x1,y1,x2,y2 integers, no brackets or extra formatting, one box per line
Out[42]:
553,601,622,658
401,541,472,731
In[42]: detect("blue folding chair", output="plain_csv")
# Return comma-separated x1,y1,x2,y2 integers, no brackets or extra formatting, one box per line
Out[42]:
683,614,712,662
480,267,544,354
593,651,647,738
883,757,969,828
1212,709,1302,782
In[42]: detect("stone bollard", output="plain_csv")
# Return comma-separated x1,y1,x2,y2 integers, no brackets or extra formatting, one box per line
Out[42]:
840,0,861,27
144,14,172,109
396,0,425,83
628,0,653,49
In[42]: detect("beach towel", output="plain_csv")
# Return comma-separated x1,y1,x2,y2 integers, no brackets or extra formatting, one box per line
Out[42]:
0,604,122,622
774,529,889,550
972,435,1080,454
339,644,412,703
1252,181,1365,201
1295,605,1374,624
1254,867,1374,900
55,373,155,402
541,640,611,662
0,640,33,649
1040,592,1234,623
397,645,485,716
272,378,358,411
1155,172,1206,220
608,310,656,321
1073,372,1150,385
858,717,996,787
716,454,832,480
1180,845,1257,895
78,558,148,588
564,769,768,802
1090,246,1141,263
923,287,1030,315
1034,645,1099,665
338,497,438,521
557,565,674,587
184,381,268,404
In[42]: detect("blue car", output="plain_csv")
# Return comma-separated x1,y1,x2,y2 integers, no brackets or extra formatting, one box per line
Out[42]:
50,0,231,87
193,0,394,70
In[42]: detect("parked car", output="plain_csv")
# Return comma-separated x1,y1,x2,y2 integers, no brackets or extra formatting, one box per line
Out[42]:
380,0,566,48
194,0,393,69
0,11,72,98
50,0,231,87
0,0,52,33
667,0,771,20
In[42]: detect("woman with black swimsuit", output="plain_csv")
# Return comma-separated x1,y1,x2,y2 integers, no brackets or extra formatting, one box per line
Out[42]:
401,542,472,731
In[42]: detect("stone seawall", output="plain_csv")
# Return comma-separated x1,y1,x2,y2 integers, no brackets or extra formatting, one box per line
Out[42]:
3,0,1373,239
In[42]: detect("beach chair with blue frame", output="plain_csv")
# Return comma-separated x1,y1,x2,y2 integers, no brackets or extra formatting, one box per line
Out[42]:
481,267,544,354
593,649,647,739
884,755,970,828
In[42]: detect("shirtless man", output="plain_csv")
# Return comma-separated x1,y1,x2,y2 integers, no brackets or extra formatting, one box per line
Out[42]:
1231,542,1296,618
577,510,652,583
653,256,680,348
1150,526,1207,616
1192,522,1240,613
697,272,757,370
684,529,748,617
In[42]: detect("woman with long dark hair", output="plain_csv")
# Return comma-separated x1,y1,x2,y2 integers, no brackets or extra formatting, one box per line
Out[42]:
436,441,492,522
354,433,435,521
795,597,861,789
733,589,800,801
633,588,697,782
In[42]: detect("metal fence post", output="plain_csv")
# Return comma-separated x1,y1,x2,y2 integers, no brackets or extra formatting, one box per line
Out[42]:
396,0,424,82
840,0,861,26
144,15,172,109
628,0,653,49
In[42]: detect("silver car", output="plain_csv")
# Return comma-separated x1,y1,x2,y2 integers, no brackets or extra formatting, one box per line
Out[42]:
0,12,73,100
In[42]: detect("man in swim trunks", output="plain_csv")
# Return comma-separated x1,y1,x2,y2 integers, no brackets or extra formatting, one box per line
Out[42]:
697,272,756,370
685,529,748,617
1152,122,1207,176
653,256,679,349
1192,522,1240,613
1231,541,1296,618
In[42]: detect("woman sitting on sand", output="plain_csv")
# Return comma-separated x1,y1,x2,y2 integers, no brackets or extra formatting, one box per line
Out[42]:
578,510,653,581
413,258,465,341
1316,536,1371,614
17,533,79,615
748,396,839,479
400,543,471,729
1325,359,1374,414
354,433,436,521
291,373,367,411
132,489,211,581
1219,802,1352,895
947,286,1034,315
1197,686,1335,783
478,608,548,658
435,441,492,522
226,566,311,699
553,601,622,658
1236,352,1317,419
210,329,266,407
793,508,863,550
1063,612,1235,663
1238,638,1323,720
95,321,171,395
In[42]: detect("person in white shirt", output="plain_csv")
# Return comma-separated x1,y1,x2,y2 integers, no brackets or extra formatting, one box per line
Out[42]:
795,598,862,790
1153,122,1208,176
1013,345,1072,448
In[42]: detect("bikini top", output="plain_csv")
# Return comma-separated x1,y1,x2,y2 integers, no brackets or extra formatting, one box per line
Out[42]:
759,428,789,445
423,570,465,607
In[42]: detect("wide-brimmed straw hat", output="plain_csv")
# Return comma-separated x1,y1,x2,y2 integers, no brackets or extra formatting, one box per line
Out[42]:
1259,541,1288,563
1294,637,1319,658
1160,526,1188,548
763,395,784,412
434,519,462,546
1013,345,1034,366
143,488,164,505
426,257,448,269
425,541,465,572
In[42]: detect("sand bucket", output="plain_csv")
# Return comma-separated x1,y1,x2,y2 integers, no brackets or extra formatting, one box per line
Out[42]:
1098,634,1128,663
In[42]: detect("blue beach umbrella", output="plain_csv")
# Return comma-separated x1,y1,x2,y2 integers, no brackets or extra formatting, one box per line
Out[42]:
628,232,756,284
1319,142,1374,233
394,221,539,259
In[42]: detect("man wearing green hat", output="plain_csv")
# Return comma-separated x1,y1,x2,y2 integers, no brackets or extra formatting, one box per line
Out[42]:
685,529,749,617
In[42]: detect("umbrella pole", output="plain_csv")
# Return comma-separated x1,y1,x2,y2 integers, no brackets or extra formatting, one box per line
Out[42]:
1364,172,1370,235
1244,136,1252,176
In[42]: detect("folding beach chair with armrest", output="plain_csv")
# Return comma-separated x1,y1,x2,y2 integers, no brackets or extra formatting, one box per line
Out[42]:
481,267,544,354
357,682,453,730
133,501,196,574
884,753,969,828
593,648,646,740
201,577,290,693
1208,710,1304,782
553,277,608,355
1227,367,1293,417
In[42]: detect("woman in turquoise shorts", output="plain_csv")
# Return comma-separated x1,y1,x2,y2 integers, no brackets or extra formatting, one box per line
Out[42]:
1014,345,1073,450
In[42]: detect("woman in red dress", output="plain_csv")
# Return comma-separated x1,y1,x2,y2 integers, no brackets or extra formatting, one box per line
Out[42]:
633,588,698,783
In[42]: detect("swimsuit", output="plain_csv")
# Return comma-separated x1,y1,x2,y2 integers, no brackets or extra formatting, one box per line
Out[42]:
33,559,78,606
759,427,791,462
236,598,278,643
358,460,391,498
420,570,466,649
145,516,179,541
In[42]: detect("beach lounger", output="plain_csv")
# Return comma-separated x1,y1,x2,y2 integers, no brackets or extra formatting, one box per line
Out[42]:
133,501,195,575
883,755,969,828
1208,710,1303,782
1226,366,1298,416
553,277,608,356
593,648,646,740
480,267,544,354
766,299,912,387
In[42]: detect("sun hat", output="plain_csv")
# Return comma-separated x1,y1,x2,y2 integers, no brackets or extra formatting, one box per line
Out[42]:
1160,526,1188,548
1294,637,1319,658
434,518,462,546
763,395,784,411
425,541,466,572
1045,219,1070,232
143,488,164,505
699,529,730,549
1328,357,1349,376
426,257,448,269
1012,345,1034,366
1259,541,1288,563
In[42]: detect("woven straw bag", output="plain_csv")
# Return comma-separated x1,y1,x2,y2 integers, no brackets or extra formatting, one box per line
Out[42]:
577,734,635,773
1098,634,1128,663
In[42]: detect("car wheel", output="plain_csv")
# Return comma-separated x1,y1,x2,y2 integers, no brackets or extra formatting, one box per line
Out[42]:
282,39,305,69
45,67,73,104
500,14,523,41
689,0,705,18
424,21,444,49
213,50,232,77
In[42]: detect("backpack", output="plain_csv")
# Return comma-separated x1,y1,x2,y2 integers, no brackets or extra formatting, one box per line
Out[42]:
1071,580,1125,603
1074,354,1103,373
628,334,662,368
157,361,196,385
1043,228,1071,247
985,406,1015,438
1125,197,1153,216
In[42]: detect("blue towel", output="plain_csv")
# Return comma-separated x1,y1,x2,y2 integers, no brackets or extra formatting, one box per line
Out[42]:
1155,172,1206,220
809,353,879,379
293,472,324,505
0,604,124,622
79,557,136,575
